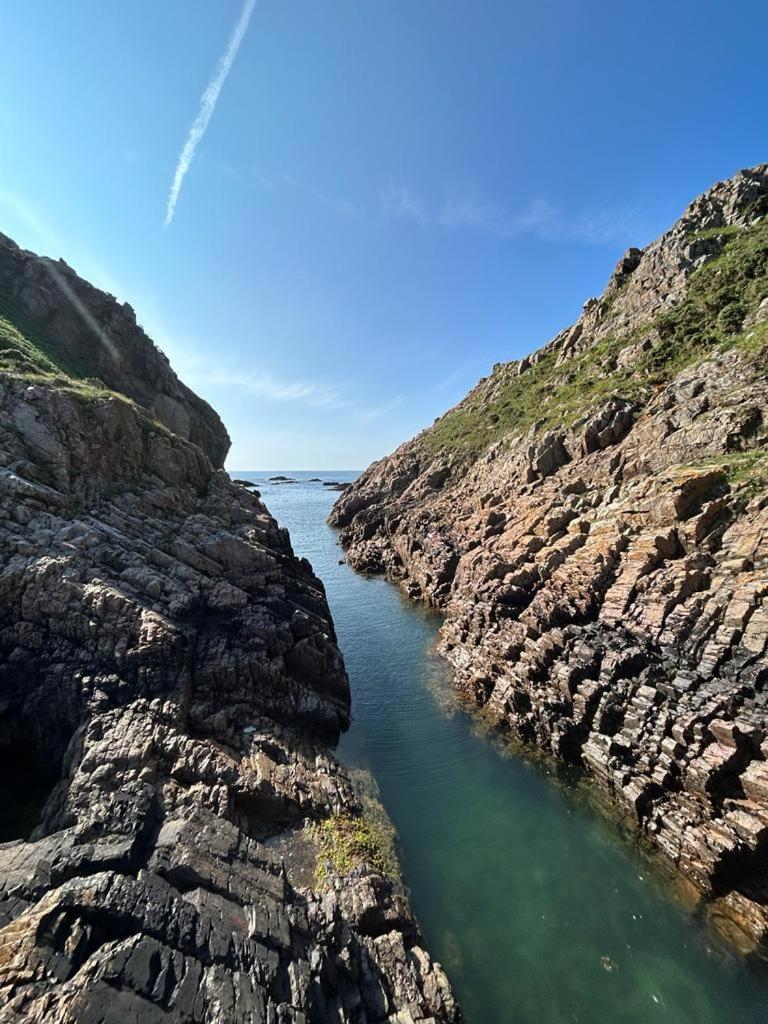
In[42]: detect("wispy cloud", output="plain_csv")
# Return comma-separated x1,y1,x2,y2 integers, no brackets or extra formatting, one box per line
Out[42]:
283,175,359,217
556,207,646,247
359,393,405,422
432,360,482,392
378,185,428,225
164,0,257,226
379,183,642,247
251,170,360,217
227,166,642,247
438,190,507,231
205,368,357,411
183,354,407,423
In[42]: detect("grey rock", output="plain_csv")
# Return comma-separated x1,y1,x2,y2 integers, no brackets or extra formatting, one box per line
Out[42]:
0,241,459,1022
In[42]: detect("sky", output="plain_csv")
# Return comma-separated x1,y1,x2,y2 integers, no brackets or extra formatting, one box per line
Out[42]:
0,1,765,470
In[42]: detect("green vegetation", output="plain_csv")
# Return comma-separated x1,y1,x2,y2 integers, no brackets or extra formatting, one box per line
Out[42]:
684,223,745,242
314,812,399,887
654,217,768,363
0,291,170,435
418,217,768,457
0,297,116,405
0,291,95,380
687,448,768,500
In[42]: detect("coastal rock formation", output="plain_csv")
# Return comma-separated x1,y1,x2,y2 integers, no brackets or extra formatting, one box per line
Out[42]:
0,233,229,467
0,240,458,1022
332,165,768,949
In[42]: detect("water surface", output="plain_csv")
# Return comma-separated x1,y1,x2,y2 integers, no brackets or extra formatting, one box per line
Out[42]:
244,471,768,1024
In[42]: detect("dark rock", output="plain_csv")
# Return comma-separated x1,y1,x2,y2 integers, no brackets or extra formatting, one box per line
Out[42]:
0,237,459,1022
582,399,635,454
0,233,229,467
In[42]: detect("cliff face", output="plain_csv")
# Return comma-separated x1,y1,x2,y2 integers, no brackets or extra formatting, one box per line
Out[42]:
332,165,768,949
0,232,229,467
0,242,458,1022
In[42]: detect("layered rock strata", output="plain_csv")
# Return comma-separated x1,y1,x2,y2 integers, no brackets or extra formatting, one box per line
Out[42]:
0,241,458,1023
332,165,768,949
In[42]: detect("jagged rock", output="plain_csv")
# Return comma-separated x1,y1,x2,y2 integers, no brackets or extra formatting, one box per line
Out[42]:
331,165,768,951
525,431,570,482
0,244,459,1022
582,399,635,454
609,247,644,290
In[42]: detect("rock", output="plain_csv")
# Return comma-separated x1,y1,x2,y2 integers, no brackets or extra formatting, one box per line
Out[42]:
331,164,768,952
526,430,570,481
0,232,229,467
615,335,653,371
742,295,768,330
0,238,459,1022
609,247,644,289
582,399,635,454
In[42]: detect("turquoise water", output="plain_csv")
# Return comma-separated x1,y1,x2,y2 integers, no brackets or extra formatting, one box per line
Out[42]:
245,471,768,1024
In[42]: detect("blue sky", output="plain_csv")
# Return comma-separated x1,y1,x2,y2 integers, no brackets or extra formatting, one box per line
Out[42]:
1,1,765,469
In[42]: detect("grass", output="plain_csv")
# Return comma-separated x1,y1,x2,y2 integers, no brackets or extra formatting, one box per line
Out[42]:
0,291,171,433
0,300,114,403
417,217,768,457
684,223,745,242
687,449,768,501
0,290,98,380
654,217,768,363
314,812,399,887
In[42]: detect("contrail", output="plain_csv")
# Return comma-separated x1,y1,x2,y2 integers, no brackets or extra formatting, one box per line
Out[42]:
164,0,257,226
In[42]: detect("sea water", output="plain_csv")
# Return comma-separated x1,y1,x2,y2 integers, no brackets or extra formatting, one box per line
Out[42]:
242,471,768,1024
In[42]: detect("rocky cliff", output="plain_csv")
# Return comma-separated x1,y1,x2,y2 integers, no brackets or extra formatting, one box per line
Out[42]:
331,165,768,950
0,240,458,1022
0,233,229,467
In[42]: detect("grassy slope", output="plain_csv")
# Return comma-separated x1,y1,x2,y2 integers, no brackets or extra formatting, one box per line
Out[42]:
0,290,170,434
417,219,768,459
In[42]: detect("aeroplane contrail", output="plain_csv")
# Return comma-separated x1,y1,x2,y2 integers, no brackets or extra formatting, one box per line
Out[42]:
164,0,257,226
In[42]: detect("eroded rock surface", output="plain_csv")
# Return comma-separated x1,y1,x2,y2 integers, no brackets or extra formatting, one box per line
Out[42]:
332,165,768,949
0,251,458,1022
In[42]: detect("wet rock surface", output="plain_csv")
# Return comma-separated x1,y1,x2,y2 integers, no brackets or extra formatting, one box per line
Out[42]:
0,251,458,1022
332,166,768,950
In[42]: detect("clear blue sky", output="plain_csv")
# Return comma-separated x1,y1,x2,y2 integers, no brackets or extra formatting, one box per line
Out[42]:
1,1,765,469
